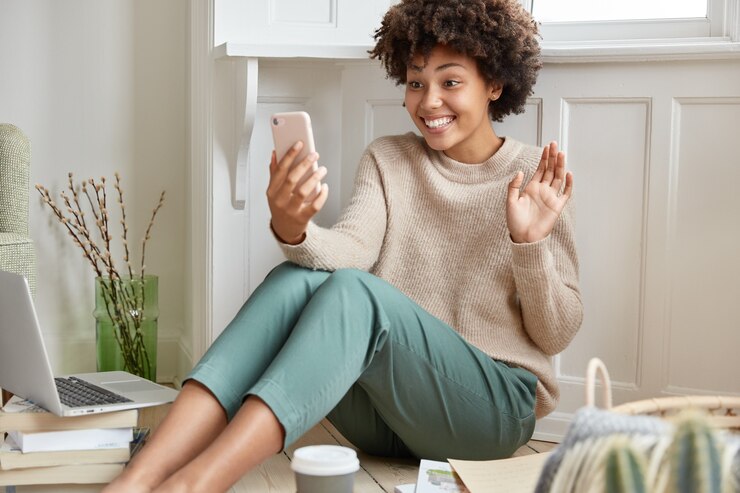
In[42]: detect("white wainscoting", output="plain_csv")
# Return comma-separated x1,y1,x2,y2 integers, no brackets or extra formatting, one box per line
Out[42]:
209,56,740,441
664,98,740,395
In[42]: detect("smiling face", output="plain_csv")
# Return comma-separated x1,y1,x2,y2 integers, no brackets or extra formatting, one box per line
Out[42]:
405,44,503,164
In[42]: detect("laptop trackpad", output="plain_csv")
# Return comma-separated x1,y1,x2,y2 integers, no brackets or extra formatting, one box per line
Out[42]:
104,379,163,393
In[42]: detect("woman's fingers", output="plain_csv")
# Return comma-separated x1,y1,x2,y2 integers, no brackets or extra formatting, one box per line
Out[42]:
267,151,279,196
266,144,328,243
531,145,548,183
550,151,566,192
279,141,303,170
290,166,327,205
269,150,277,174
272,142,304,180
278,151,319,196
267,142,302,194
507,171,524,205
561,172,574,200
299,183,329,220
268,148,325,214
542,141,558,184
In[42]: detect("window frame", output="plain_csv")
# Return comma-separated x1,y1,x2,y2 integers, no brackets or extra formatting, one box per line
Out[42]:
524,0,740,47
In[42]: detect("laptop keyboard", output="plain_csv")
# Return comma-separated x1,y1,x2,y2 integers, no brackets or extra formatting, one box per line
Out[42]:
54,376,133,407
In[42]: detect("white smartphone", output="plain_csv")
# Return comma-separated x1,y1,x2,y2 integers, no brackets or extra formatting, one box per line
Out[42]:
270,111,321,200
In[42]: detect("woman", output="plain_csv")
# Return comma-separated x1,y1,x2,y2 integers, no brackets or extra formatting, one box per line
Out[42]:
105,0,582,491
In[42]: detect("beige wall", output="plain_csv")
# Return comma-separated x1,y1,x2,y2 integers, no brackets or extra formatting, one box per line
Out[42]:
0,0,189,382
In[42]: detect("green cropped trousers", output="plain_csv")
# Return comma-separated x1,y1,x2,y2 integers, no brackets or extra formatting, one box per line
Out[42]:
186,262,537,460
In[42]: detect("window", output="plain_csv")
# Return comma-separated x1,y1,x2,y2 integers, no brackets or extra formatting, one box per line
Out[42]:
523,0,736,43
532,0,707,23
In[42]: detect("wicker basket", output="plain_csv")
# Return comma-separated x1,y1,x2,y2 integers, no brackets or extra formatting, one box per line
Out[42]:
585,357,740,432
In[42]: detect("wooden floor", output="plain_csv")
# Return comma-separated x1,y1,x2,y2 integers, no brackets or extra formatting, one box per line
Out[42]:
140,404,558,493
2,403,556,492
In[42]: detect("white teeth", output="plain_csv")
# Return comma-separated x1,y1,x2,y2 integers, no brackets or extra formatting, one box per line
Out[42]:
424,116,454,129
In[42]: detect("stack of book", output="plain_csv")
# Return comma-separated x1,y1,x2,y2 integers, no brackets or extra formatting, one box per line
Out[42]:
0,396,146,488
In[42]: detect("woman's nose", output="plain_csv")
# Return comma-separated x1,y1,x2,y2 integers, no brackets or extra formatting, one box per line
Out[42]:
421,88,442,110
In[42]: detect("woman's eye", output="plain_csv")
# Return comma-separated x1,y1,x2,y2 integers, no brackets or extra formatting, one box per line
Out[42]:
408,81,422,89
444,80,460,87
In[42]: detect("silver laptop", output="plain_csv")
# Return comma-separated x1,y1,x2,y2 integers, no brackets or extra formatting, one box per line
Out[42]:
0,269,178,416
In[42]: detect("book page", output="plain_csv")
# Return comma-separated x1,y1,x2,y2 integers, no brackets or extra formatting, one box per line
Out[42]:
2,395,46,413
448,452,551,493
9,427,134,453
416,459,470,493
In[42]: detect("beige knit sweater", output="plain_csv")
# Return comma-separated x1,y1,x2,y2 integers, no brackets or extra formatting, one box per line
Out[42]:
278,133,583,418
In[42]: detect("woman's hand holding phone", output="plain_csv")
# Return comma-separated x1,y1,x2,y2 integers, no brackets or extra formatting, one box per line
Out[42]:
267,140,329,245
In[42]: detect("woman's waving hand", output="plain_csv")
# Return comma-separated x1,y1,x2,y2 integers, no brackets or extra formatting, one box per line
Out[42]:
506,141,574,244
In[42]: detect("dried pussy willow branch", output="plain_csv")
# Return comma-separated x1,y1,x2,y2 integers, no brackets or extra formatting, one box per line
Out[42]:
35,173,165,377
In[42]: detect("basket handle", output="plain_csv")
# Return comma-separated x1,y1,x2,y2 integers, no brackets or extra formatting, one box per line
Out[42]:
585,357,613,409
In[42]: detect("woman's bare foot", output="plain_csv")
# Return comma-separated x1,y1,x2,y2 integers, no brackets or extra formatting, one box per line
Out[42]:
101,468,154,493
102,479,150,493
152,473,196,493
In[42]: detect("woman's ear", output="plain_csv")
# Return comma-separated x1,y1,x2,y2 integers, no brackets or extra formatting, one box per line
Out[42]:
489,81,504,101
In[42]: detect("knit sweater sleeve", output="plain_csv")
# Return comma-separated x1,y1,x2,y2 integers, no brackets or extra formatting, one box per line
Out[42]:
510,198,583,355
276,144,387,271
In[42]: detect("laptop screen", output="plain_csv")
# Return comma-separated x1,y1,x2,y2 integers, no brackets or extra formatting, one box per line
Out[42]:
0,269,65,415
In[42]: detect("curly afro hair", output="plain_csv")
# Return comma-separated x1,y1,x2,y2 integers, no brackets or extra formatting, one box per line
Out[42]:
369,0,541,122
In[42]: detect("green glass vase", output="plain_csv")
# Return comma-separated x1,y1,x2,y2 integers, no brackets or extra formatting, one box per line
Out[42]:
94,275,158,382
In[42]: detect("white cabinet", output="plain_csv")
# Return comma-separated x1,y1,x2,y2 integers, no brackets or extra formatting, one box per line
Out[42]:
215,0,394,46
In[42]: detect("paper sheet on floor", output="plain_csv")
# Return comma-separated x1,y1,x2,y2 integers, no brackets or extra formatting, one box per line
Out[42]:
448,451,551,493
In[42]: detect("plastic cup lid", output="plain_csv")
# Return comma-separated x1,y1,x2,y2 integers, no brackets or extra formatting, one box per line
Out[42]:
291,445,360,476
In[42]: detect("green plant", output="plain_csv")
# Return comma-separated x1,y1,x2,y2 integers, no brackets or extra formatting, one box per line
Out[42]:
667,410,722,493
36,173,164,377
604,436,648,493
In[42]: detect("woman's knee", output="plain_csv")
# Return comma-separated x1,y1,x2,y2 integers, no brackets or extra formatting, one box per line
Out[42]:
265,261,309,280
325,267,374,287
319,269,387,306
259,262,329,293
236,262,331,321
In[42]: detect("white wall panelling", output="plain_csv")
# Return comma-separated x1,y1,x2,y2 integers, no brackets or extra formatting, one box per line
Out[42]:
664,98,740,395
534,61,740,440
558,98,651,388
340,62,411,208
215,0,389,46
210,2,740,441
498,99,543,147
365,100,416,147
269,0,337,26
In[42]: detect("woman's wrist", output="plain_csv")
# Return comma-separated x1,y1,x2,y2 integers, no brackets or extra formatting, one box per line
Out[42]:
510,233,536,244
510,232,548,244
281,233,306,245
270,222,306,245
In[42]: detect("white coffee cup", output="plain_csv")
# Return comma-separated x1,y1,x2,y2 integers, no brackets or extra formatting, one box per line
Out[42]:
291,445,360,493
